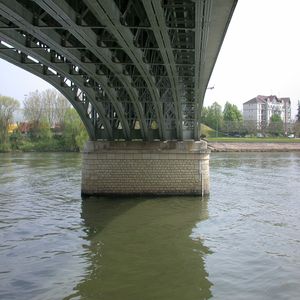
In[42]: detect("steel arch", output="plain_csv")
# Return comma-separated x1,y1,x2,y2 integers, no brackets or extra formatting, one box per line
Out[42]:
0,0,237,141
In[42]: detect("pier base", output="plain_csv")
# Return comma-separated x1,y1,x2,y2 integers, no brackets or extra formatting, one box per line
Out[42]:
81,140,210,197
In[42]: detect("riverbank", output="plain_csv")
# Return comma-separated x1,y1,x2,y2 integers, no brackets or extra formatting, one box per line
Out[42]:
208,142,300,152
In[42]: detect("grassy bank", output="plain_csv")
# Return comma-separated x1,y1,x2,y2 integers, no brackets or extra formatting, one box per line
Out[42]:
206,137,300,143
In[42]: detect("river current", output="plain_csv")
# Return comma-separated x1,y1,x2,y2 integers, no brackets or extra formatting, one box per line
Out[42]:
0,152,300,300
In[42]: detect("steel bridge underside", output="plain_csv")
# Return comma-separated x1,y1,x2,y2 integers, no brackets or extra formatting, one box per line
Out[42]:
0,0,237,141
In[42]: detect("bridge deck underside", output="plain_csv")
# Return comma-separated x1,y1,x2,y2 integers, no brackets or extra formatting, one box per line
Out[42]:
0,0,237,141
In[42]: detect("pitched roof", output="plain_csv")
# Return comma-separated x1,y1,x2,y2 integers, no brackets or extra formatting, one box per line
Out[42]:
243,95,267,105
244,95,290,105
279,97,291,104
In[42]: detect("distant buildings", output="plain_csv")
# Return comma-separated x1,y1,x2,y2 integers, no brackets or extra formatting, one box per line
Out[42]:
243,95,291,129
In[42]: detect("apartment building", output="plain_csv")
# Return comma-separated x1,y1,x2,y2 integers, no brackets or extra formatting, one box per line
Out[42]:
243,95,291,129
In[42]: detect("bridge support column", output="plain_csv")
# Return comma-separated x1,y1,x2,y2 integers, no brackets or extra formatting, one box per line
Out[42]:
81,140,210,197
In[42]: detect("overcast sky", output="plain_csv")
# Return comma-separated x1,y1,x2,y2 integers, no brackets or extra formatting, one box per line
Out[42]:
0,0,299,118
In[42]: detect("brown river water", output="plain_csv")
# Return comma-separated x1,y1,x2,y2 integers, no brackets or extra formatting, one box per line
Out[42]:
0,152,300,300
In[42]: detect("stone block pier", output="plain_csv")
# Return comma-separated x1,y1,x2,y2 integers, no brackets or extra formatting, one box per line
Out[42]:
81,140,210,197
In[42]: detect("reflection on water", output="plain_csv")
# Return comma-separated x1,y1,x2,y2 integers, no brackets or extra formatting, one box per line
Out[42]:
67,197,212,300
0,153,212,300
1,152,300,300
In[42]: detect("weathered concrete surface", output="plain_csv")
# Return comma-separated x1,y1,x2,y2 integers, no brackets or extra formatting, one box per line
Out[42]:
208,142,300,152
82,141,210,197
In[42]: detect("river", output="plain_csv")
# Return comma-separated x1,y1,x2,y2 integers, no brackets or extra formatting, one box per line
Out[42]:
0,152,300,300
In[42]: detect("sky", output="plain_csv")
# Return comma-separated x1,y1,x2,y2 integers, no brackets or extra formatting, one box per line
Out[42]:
0,0,299,118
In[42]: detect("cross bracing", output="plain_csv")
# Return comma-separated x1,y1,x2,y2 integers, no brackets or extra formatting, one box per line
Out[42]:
0,0,237,141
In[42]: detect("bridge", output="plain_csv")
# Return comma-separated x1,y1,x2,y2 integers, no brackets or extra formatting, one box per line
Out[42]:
0,0,237,196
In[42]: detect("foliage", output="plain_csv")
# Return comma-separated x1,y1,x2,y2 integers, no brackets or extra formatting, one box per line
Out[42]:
220,102,243,135
294,101,300,137
201,101,223,131
23,90,44,124
222,121,244,136
268,114,284,136
223,102,243,122
62,108,89,151
269,114,282,123
296,101,300,122
207,137,300,143
43,89,70,126
9,128,24,150
0,89,88,152
0,142,11,152
294,121,300,138
23,89,71,127
201,101,292,137
0,95,20,149
21,89,87,152
28,119,53,141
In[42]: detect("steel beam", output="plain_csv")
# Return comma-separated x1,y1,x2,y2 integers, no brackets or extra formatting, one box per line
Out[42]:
0,0,132,140
142,0,183,140
0,0,238,141
193,0,237,139
33,0,149,140
0,29,114,137
0,47,97,140
84,0,167,140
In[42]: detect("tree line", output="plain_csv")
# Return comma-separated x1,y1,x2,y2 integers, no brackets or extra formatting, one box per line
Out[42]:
1,93,300,152
201,101,242,131
0,89,88,152
201,101,298,137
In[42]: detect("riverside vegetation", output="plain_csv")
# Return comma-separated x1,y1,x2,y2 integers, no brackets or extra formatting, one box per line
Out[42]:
2,91,300,152
201,101,300,138
0,90,88,152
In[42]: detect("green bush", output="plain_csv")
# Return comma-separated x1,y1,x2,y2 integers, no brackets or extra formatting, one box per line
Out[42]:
0,142,11,152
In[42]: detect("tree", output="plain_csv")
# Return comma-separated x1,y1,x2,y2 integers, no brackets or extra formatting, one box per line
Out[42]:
201,102,223,132
24,89,71,126
294,122,300,137
43,89,70,127
223,102,243,122
62,108,88,151
43,89,58,126
295,101,300,137
23,90,44,125
222,102,243,135
268,114,284,136
0,95,20,148
23,89,71,140
296,101,300,122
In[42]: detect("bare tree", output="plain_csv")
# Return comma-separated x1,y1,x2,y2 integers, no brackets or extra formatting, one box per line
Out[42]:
43,89,58,126
23,90,44,124
23,89,71,127
42,89,71,126
54,93,71,127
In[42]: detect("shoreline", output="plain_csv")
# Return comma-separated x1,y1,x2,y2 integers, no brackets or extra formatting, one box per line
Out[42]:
2,142,300,153
208,142,300,152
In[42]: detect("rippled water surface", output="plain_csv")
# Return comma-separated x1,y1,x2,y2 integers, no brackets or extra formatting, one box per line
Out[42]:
1,152,300,299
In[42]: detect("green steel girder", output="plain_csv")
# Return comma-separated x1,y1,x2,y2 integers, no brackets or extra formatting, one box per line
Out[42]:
0,47,98,140
33,0,149,141
0,3,124,140
0,0,237,141
0,28,124,138
83,0,167,140
142,0,183,140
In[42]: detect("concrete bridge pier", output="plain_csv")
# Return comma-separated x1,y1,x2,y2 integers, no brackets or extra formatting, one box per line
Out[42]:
81,140,210,197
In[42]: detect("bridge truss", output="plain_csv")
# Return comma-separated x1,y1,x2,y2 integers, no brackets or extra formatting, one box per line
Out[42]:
0,0,237,141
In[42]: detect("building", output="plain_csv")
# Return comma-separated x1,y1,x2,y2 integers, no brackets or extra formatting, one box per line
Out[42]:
243,95,291,130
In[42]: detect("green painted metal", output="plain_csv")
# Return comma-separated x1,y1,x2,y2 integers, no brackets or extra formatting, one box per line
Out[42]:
0,0,237,141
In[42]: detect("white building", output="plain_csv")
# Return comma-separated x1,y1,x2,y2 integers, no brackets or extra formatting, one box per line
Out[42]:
243,95,291,129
